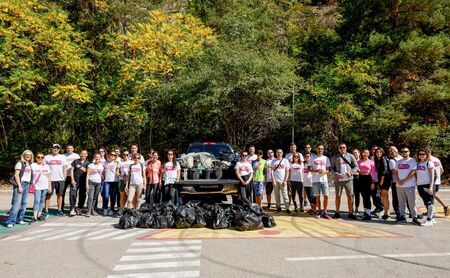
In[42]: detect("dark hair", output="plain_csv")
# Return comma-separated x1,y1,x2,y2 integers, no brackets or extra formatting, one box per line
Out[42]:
374,150,386,175
166,149,176,163
257,150,263,155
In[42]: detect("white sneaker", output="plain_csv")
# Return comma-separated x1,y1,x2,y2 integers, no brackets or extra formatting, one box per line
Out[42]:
108,209,113,216
432,218,437,224
103,209,108,216
6,224,14,228
421,220,433,227
16,221,26,225
69,210,76,217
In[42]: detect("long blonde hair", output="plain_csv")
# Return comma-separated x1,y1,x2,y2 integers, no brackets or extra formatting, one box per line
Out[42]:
20,150,34,164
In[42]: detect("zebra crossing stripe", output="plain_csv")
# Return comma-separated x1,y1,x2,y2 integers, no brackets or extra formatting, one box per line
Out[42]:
126,246,202,253
130,240,202,247
120,252,201,262
88,230,129,240
67,228,113,240
107,270,200,278
113,260,200,271
44,229,88,240
111,230,149,240
0,228,54,241
17,229,73,241
42,223,115,227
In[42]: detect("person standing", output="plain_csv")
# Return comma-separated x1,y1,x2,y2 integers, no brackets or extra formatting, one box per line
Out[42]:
357,150,376,220
374,147,392,221
252,150,267,206
129,143,145,163
103,152,120,216
70,150,90,216
309,144,331,219
394,148,420,225
247,145,257,203
272,149,291,213
387,146,402,219
424,147,448,216
118,151,132,216
372,147,386,217
44,144,68,217
286,143,304,163
331,143,358,220
415,149,435,226
146,151,163,207
289,153,304,212
63,145,80,213
86,153,104,217
6,150,33,227
303,153,316,214
352,149,362,214
235,151,254,204
30,152,51,222
162,150,180,205
126,154,146,209
265,150,275,209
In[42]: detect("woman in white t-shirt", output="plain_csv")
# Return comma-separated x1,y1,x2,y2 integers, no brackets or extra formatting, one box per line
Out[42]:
6,150,34,227
289,154,304,212
31,152,51,223
102,152,120,216
416,150,435,227
303,153,315,214
234,151,254,204
86,153,104,216
162,150,180,205
126,154,147,209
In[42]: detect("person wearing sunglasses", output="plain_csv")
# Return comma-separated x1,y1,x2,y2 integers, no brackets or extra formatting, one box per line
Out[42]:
331,143,358,220
31,152,51,222
357,149,376,220
126,154,147,209
44,143,68,217
352,149,361,214
289,153,304,213
265,150,275,209
424,147,448,216
252,150,267,206
415,150,435,226
387,146,402,220
394,148,420,225
6,150,34,227
86,153,104,216
272,149,291,213
103,152,120,216
309,144,331,219
146,151,163,207
70,150,90,216
235,151,254,204
303,152,316,214
162,150,180,205
117,151,132,216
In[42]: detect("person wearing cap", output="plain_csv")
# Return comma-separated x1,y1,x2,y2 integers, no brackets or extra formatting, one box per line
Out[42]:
63,145,80,213
43,144,68,217
394,147,420,225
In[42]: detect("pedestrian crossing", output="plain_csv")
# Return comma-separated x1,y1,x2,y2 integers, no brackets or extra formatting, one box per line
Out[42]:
0,223,150,241
108,240,202,278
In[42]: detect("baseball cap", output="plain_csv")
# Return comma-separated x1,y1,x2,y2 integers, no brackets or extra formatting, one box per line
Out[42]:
52,143,61,149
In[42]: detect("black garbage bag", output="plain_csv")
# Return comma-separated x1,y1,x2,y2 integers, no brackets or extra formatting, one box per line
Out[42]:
158,202,177,216
245,203,265,216
234,211,263,231
225,205,245,224
138,211,155,228
139,203,153,212
192,206,207,228
185,200,201,208
152,213,175,229
174,205,196,229
205,204,229,229
262,215,277,228
118,209,140,229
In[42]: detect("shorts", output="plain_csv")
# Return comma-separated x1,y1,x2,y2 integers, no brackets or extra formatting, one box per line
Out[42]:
334,180,353,196
48,181,65,195
253,181,264,197
313,182,329,197
435,184,440,192
380,176,392,191
265,182,273,195
119,180,126,192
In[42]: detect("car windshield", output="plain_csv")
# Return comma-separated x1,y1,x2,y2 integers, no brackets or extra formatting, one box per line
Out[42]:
187,144,232,158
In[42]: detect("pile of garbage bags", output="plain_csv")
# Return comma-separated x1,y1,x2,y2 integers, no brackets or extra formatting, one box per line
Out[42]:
118,201,276,231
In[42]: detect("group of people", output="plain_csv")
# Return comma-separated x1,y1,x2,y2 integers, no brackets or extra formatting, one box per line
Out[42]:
5,143,181,228
235,143,449,226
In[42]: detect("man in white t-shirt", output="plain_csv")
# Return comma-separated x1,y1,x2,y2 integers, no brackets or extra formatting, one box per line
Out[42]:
308,144,331,219
265,149,275,209
394,147,420,225
272,149,291,213
62,145,80,213
44,144,68,217
424,147,448,216
285,143,304,163
387,146,402,219
246,145,257,203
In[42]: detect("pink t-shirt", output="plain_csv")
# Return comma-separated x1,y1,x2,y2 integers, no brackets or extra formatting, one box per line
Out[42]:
146,160,162,184
357,159,375,180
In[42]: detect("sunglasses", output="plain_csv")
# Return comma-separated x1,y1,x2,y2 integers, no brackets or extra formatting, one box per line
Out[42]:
36,156,44,159
339,147,346,149
168,153,174,155
418,153,426,156
401,151,409,153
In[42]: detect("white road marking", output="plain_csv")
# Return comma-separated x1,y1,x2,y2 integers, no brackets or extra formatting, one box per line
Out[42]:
286,252,450,261
126,246,202,253
88,230,129,240
0,228,54,241
120,253,202,262
107,270,200,278
111,230,149,240
131,240,203,247
42,222,115,227
67,228,114,240
17,229,73,241
113,260,200,271
44,229,88,240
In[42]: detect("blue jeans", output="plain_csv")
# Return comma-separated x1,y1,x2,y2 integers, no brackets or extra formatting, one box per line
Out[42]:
33,189,48,212
6,182,29,224
103,182,119,210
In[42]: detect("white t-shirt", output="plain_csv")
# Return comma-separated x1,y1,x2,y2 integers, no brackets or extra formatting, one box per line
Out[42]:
44,154,68,182
15,162,32,183
164,162,180,185
309,155,331,183
430,156,442,184
65,153,80,177
395,158,417,188
338,160,350,182
247,154,257,165
266,158,274,182
119,160,132,180
303,164,312,187
88,163,104,183
31,163,51,190
289,162,303,182
285,152,304,164
416,161,434,186
235,160,253,176
388,157,398,182
272,159,290,183
129,163,144,184
104,161,119,182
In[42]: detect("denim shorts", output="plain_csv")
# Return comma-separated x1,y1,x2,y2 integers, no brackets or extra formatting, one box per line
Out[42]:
313,182,329,196
253,181,265,197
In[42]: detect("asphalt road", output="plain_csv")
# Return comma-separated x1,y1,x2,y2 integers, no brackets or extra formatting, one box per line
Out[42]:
1,188,449,278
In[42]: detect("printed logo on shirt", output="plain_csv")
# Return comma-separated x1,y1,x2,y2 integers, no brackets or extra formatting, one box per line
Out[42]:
291,165,302,170
275,163,285,169
50,160,62,165
80,167,87,172
314,160,325,166
417,165,426,171
24,167,32,173
92,169,102,174
398,164,410,169
33,169,49,174
340,160,347,165
239,165,250,172
434,161,440,167
105,164,114,170
165,166,176,171
132,167,141,172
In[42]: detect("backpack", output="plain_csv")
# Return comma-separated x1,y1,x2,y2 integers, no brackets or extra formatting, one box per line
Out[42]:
8,161,27,186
